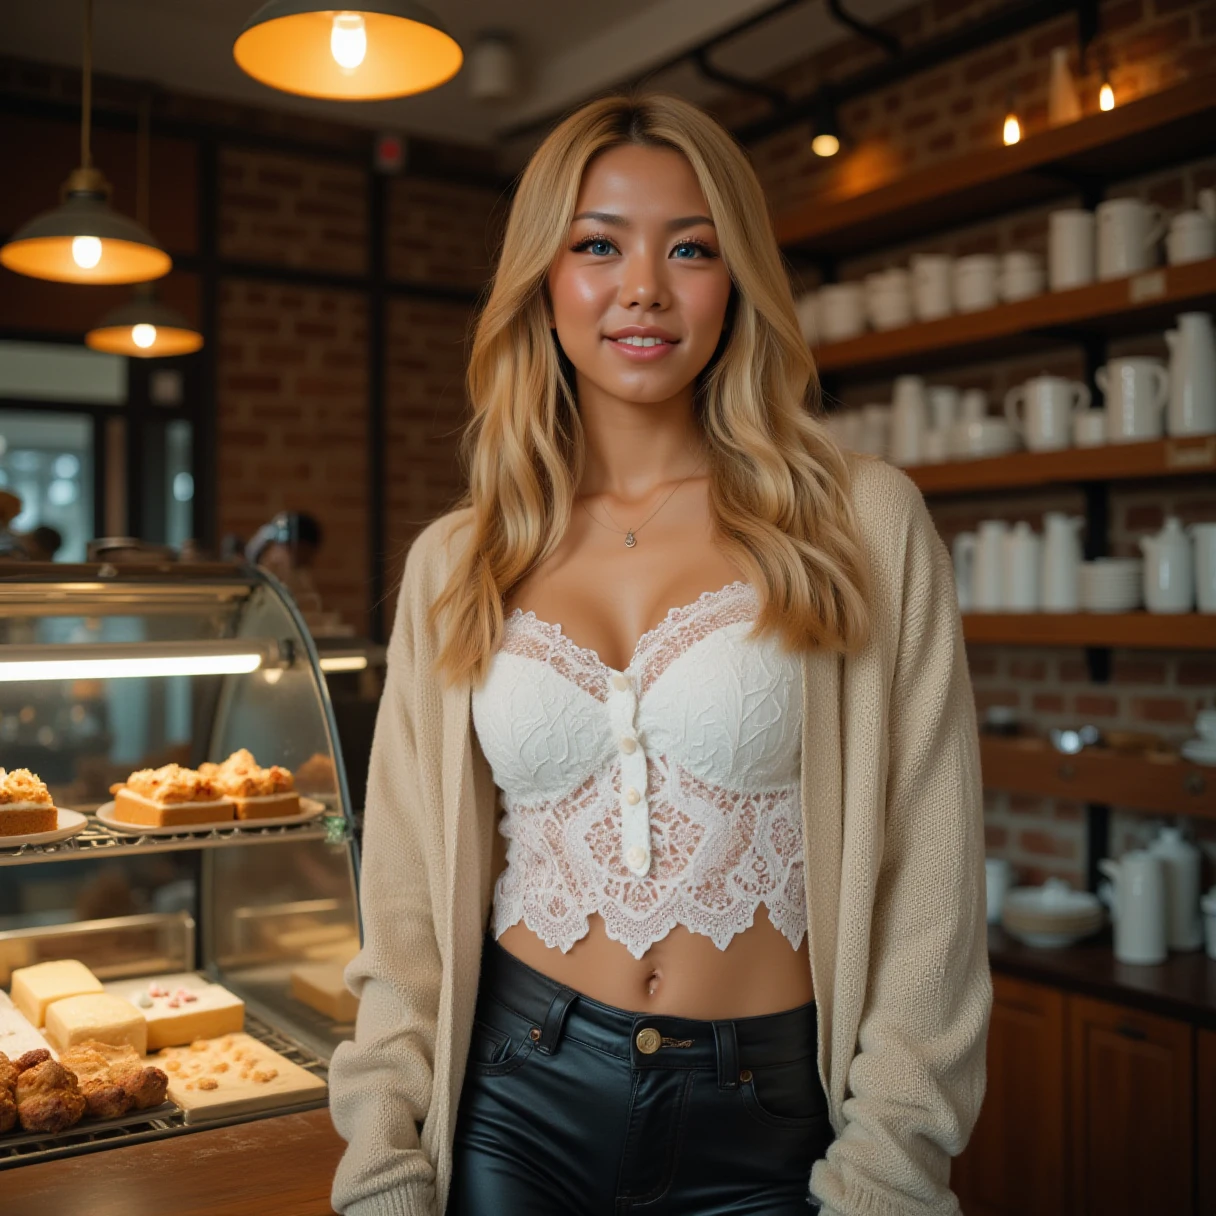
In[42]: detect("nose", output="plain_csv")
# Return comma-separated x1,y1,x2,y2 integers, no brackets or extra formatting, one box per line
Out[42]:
617,244,670,311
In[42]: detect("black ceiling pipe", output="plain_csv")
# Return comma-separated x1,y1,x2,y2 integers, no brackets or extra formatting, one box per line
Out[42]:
825,0,901,57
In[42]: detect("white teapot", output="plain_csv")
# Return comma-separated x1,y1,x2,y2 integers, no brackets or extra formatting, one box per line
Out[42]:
1138,516,1194,613
1041,512,1084,612
1098,851,1168,965
1147,825,1204,952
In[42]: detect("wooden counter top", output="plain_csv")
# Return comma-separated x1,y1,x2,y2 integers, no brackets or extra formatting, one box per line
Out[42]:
0,1106,343,1216
988,922,1216,1029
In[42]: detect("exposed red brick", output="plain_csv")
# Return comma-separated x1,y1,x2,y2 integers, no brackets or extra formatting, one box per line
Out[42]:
984,824,1009,848
1019,829,1078,859
1033,694,1066,713
1111,657,1167,685
1123,504,1165,531
1103,0,1145,33
1133,696,1192,722
1177,658,1216,686
962,46,1020,85
1010,658,1047,680
1009,793,1045,815
1074,693,1119,717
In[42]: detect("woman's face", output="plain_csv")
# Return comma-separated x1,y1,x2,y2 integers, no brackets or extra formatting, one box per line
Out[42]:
546,144,733,407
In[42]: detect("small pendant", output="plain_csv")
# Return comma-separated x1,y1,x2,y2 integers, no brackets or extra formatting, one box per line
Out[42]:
624,531,637,548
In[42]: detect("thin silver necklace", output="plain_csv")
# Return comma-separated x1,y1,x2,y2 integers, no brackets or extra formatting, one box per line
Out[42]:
579,457,706,549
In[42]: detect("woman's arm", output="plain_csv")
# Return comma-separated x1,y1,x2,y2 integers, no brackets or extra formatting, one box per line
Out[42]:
810,479,994,1216
328,544,445,1216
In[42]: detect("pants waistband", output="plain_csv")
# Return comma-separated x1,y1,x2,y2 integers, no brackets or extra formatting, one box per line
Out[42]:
476,933,818,1091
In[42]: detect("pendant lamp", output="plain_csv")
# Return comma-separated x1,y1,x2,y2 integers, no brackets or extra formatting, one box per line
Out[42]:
0,0,170,285
233,1,462,100
86,95,202,357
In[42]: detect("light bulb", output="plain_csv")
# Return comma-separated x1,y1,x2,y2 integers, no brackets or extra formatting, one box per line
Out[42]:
72,235,102,269
132,324,157,349
1099,81,1115,111
812,133,840,158
1003,113,1021,145
331,12,367,70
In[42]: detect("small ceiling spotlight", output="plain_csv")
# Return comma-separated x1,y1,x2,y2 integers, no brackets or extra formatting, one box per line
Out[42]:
812,94,841,158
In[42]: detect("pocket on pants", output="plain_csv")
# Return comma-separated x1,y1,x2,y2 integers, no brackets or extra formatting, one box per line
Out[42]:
737,1054,829,1130
464,999,539,1078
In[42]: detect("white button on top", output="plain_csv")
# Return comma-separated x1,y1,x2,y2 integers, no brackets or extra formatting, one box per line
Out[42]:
625,786,641,805
610,673,630,691
626,845,648,869
620,735,638,754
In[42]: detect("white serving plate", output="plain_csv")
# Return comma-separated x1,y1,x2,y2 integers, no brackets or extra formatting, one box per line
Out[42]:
0,808,88,849
94,797,327,837
1004,924,1101,949
1182,740,1216,767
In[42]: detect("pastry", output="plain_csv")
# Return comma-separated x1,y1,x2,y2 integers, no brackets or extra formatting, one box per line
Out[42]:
105,973,244,1051
0,767,57,837
10,958,103,1028
294,752,335,795
109,763,235,827
0,1051,16,1133
290,961,359,1022
60,1040,168,1117
200,749,300,820
14,1053,86,1133
45,992,148,1056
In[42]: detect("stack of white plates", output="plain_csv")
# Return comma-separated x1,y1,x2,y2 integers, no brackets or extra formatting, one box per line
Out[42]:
1080,558,1143,612
947,418,1020,460
1182,738,1216,766
1001,878,1105,948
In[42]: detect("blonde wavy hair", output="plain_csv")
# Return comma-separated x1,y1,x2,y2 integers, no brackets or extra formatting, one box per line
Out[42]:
432,91,872,684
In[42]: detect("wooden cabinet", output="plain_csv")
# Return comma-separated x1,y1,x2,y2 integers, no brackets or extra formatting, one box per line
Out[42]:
953,974,1068,1215
954,978,1198,1216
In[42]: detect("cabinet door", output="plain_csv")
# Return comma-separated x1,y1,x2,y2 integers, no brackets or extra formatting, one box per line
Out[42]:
953,973,1067,1216
1199,1028,1216,1216
1068,993,1194,1216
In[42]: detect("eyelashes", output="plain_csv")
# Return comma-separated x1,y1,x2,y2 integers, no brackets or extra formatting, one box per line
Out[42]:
569,234,718,260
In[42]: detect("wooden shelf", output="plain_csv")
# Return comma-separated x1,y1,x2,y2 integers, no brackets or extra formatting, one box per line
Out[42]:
962,612,1216,649
980,736,1216,823
776,74,1216,259
907,435,1216,496
812,257,1216,377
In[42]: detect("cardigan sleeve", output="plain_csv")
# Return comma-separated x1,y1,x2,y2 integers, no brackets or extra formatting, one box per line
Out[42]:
809,484,993,1216
328,546,443,1216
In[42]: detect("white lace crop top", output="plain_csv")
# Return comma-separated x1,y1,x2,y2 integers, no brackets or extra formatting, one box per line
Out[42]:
470,580,806,960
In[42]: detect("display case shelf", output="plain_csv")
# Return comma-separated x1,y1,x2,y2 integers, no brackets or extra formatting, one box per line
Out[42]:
904,434,1216,496
775,74,1216,259
962,612,1216,649
812,257,1216,378
0,811,347,867
980,736,1216,823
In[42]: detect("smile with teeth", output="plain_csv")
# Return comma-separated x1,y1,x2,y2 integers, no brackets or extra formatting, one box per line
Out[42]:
610,335,675,346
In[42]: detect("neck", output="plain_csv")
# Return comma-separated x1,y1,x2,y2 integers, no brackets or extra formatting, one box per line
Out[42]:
575,378,707,501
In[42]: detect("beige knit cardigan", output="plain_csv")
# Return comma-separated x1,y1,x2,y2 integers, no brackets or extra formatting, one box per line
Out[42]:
328,453,993,1216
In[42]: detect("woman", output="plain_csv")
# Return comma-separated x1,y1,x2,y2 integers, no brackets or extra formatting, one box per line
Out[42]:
329,93,991,1216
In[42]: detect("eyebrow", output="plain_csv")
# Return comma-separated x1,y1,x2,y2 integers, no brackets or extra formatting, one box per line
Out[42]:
571,211,715,230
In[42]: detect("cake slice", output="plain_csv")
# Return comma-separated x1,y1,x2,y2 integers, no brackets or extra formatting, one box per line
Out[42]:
105,972,245,1051
290,961,359,1022
0,767,57,837
10,959,104,1028
45,992,148,1056
109,763,234,827
201,748,300,820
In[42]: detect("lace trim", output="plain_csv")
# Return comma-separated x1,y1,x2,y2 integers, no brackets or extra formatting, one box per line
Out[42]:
502,580,755,695
491,757,806,960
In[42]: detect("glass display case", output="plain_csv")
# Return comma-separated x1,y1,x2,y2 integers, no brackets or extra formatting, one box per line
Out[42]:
0,561,361,1169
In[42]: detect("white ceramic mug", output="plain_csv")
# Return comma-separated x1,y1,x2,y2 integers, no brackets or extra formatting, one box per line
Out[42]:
1073,411,1106,447
858,403,892,456
1096,356,1169,443
1167,212,1216,265
911,253,954,321
1097,197,1166,280
927,385,960,431
998,250,1045,302
974,520,1009,610
865,268,912,331
1004,376,1090,450
959,388,989,421
953,254,999,313
1190,521,1216,613
890,375,927,466
1003,521,1042,611
1049,209,1095,291
818,282,866,342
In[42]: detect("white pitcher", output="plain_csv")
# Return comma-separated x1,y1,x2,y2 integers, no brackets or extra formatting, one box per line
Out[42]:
1138,516,1194,613
889,375,928,466
952,532,977,612
974,520,1008,610
1040,512,1084,612
1097,852,1168,965
1002,521,1041,611
1147,825,1204,952
1189,521,1216,612
1165,311,1216,436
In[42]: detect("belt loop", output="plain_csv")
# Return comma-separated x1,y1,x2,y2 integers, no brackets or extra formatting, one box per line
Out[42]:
536,986,577,1056
714,1020,739,1090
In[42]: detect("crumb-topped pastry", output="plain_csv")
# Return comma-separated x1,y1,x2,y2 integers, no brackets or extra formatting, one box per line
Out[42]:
109,763,234,828
105,972,244,1050
199,749,300,820
0,768,57,837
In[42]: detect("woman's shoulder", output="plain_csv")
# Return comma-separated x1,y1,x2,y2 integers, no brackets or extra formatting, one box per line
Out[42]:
843,451,932,547
393,506,474,610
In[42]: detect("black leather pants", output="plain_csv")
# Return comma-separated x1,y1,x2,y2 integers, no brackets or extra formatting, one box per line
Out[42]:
447,933,833,1215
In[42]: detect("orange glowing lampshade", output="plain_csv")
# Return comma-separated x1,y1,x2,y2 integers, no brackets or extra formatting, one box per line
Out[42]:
0,170,171,286
85,286,203,357
233,2,462,100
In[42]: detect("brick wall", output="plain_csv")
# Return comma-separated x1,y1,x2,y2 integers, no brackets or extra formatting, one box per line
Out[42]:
709,0,1216,891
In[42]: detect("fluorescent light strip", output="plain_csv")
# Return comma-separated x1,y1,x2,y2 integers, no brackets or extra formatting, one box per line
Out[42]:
0,654,264,682
318,655,368,673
